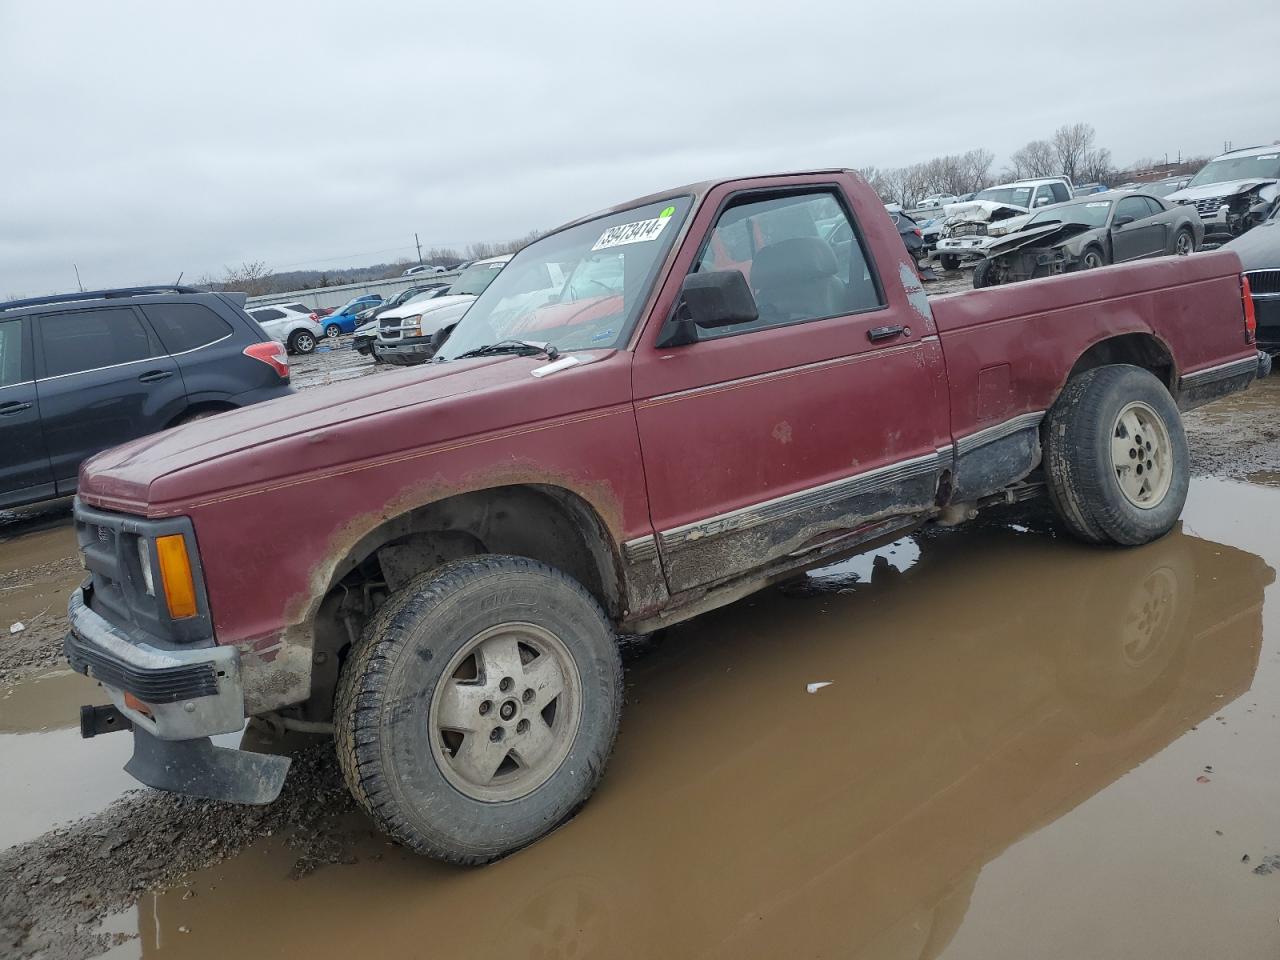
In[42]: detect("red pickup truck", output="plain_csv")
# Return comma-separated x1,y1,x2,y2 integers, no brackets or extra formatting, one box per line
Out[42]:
66,170,1266,864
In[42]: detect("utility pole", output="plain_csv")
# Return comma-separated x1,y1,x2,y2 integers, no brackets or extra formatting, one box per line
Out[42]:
415,233,424,266
73,264,84,292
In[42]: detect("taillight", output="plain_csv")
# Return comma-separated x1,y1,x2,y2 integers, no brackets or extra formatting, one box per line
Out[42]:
244,340,289,378
309,312,318,320
1242,274,1257,344
913,228,923,238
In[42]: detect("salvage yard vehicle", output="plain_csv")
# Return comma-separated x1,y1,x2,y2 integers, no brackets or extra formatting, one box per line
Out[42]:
376,254,510,365
65,170,1268,865
934,176,1074,269
971,192,1203,288
0,286,293,509
1225,202,1280,353
246,303,325,354
321,294,382,337
1167,144,1280,245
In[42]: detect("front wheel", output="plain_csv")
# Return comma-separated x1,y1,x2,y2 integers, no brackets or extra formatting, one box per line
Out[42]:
939,254,961,271
1174,227,1195,256
972,258,998,288
334,556,623,864
325,323,342,338
1042,364,1189,546
1080,246,1106,270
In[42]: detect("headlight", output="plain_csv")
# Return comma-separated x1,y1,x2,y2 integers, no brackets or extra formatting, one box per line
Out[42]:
137,539,154,596
400,314,422,331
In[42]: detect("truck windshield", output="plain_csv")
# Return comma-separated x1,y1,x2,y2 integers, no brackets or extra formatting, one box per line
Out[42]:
450,260,509,297
974,185,1035,208
435,197,691,361
1186,153,1280,189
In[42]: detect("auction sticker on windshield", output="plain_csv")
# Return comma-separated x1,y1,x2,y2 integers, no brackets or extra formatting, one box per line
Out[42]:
592,207,675,251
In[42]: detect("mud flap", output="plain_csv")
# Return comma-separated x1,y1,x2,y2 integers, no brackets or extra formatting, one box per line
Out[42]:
126,727,290,805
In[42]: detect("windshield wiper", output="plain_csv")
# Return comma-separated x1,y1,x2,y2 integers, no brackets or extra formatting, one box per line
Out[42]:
450,339,560,361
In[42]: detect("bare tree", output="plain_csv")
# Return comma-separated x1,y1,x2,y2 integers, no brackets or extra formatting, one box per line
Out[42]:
1006,139,1057,179
958,148,995,194
1052,123,1096,183
1079,147,1114,185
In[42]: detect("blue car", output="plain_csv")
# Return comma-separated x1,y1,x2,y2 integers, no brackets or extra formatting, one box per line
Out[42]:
321,294,383,337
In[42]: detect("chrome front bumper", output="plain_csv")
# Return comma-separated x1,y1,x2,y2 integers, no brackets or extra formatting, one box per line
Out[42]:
65,584,245,740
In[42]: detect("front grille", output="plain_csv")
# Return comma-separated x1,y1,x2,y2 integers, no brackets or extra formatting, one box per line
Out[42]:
1185,195,1227,217
948,221,988,238
379,316,401,341
65,629,219,702
1246,269,1280,296
73,500,213,645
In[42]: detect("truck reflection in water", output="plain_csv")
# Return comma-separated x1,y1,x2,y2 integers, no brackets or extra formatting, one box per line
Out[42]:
135,516,1272,960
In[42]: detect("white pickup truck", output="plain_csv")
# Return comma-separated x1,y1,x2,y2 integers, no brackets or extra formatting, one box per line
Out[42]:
933,177,1074,270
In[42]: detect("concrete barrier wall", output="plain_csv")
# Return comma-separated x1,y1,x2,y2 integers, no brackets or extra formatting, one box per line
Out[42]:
245,270,461,310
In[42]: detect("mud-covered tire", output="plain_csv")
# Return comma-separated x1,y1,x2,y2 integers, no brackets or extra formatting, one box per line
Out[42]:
940,254,961,271
334,555,623,864
1042,365,1189,546
972,258,997,288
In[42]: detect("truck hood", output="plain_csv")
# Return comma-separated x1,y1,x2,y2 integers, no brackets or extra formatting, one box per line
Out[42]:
1167,178,1278,203
940,199,1028,221
77,355,521,513
379,293,475,321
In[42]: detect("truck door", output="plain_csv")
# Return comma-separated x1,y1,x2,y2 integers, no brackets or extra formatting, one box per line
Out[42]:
33,305,185,494
632,178,951,595
0,315,54,507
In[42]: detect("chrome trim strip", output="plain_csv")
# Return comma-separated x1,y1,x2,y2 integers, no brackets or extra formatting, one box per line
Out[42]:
0,380,35,390
36,355,156,383
622,535,659,564
659,450,940,551
1180,355,1257,387
954,410,1045,458
166,332,233,358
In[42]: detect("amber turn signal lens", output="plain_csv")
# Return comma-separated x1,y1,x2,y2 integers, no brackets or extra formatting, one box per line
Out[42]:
156,534,198,620
123,692,154,717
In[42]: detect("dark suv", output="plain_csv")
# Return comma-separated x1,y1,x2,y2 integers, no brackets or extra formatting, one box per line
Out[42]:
0,286,293,509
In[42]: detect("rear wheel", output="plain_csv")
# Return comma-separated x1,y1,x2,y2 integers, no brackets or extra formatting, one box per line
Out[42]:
1043,365,1189,546
325,323,342,338
335,556,623,864
288,330,317,354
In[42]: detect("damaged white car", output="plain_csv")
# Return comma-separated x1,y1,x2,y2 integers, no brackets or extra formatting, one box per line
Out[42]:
932,177,1073,270
1166,144,1280,245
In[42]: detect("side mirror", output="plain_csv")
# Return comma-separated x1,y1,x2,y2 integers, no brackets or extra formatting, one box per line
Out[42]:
1113,215,1135,228
658,270,759,347
1034,196,1051,207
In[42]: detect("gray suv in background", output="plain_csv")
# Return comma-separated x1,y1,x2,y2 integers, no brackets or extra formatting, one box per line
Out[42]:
0,285,293,509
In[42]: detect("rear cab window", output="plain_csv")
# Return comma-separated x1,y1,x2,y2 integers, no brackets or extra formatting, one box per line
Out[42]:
37,308,157,378
142,303,235,354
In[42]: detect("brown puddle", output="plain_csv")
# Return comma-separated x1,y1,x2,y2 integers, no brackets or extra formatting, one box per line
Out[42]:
70,477,1280,960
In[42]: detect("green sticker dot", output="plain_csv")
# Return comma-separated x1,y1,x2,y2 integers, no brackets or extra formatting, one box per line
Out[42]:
660,206,675,219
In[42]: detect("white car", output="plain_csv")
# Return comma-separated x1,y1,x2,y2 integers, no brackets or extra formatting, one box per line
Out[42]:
916,194,959,210
246,304,325,355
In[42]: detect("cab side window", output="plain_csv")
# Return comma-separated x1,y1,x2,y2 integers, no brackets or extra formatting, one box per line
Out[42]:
692,190,882,338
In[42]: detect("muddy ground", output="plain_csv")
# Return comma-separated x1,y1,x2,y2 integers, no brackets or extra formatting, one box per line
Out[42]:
3,291,1279,959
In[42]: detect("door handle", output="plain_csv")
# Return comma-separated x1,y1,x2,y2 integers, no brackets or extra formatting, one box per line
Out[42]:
0,401,32,416
138,370,174,383
867,324,908,343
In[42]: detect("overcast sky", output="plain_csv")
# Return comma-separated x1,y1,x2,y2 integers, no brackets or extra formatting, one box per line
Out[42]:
2,0,1277,297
